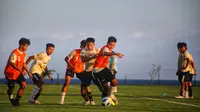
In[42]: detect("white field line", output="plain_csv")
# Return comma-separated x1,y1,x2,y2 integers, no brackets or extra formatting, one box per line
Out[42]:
69,86,200,108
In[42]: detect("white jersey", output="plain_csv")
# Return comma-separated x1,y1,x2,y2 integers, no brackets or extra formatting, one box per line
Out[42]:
81,48,100,72
30,52,51,75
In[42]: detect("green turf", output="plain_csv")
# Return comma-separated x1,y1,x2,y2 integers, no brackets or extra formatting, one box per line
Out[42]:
0,84,200,112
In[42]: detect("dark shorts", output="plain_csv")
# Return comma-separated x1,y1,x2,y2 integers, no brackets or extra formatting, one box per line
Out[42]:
188,74,193,82
76,71,92,86
65,69,75,77
178,71,190,82
32,73,44,87
6,74,25,88
93,68,114,85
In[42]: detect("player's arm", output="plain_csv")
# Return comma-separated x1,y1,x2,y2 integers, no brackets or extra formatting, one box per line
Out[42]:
191,61,196,75
45,66,53,81
23,63,33,79
26,55,35,65
103,51,124,58
81,55,97,62
9,53,22,72
182,58,190,70
65,50,75,70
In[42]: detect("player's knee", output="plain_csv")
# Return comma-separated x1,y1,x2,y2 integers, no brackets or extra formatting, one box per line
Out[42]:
20,82,26,89
111,80,118,86
63,82,70,87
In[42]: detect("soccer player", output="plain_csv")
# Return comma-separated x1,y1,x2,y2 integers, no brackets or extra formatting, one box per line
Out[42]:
26,43,55,104
93,36,124,99
59,40,86,105
80,37,99,105
175,42,192,98
108,55,118,105
4,37,32,106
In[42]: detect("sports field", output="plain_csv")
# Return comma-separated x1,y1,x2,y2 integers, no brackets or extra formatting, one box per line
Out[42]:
0,84,200,112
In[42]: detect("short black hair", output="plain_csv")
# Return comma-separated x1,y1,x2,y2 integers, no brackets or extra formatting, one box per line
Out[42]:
182,42,187,48
80,40,86,47
177,42,182,48
19,37,31,45
86,37,95,43
107,36,117,43
46,43,55,49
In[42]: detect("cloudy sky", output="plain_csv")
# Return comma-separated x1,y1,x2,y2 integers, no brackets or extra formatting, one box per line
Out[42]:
0,0,200,80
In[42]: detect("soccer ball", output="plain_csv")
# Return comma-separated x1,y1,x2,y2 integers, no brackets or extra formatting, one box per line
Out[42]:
101,97,111,107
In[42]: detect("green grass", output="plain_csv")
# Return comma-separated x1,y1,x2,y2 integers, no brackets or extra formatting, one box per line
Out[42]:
0,84,200,112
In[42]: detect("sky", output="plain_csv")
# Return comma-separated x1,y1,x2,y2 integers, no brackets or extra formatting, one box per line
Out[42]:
0,0,200,80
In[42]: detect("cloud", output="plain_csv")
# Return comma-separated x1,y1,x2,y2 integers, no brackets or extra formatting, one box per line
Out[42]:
130,31,145,39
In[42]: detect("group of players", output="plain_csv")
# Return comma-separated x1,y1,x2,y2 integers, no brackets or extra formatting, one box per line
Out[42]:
4,36,124,106
176,42,196,99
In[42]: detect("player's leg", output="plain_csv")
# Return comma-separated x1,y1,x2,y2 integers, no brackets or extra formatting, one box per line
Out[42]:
176,73,185,98
183,72,190,98
110,73,118,105
188,74,193,98
15,74,26,106
85,71,95,105
29,73,44,104
77,73,90,105
6,78,15,105
60,69,73,104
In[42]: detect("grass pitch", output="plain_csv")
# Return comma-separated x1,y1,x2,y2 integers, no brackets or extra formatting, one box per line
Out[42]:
0,84,200,112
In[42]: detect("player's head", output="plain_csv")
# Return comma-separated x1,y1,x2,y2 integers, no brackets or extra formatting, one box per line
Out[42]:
80,39,86,49
107,36,117,50
179,42,187,53
86,37,95,51
18,37,31,52
46,43,55,55
177,42,182,52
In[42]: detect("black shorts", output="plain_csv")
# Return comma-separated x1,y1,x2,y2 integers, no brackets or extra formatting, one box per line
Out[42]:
178,72,190,82
188,74,193,82
76,71,91,86
6,74,25,88
65,69,75,77
93,68,114,85
32,73,44,87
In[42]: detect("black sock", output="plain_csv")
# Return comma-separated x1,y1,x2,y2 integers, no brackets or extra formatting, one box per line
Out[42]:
82,93,89,101
87,92,93,101
34,92,41,101
102,92,107,98
15,94,22,102
7,89,14,100
189,86,192,97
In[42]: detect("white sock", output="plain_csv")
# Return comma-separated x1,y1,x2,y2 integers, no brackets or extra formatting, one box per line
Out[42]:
60,92,66,104
30,85,40,101
10,94,14,99
112,86,117,93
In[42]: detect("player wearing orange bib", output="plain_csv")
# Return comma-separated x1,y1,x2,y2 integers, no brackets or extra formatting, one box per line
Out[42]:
4,38,32,106
59,40,86,104
93,36,124,99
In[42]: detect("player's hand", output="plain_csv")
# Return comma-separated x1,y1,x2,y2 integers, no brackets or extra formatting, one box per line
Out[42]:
116,53,124,58
21,70,26,75
176,70,181,76
28,73,33,79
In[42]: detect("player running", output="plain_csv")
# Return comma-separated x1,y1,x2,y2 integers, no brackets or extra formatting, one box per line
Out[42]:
26,43,55,104
80,37,99,105
59,40,86,105
93,36,124,100
4,38,32,106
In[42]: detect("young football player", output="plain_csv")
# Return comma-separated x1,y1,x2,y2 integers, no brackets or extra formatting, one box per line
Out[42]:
59,40,86,104
80,37,99,105
26,43,55,104
4,37,32,106
93,36,124,99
